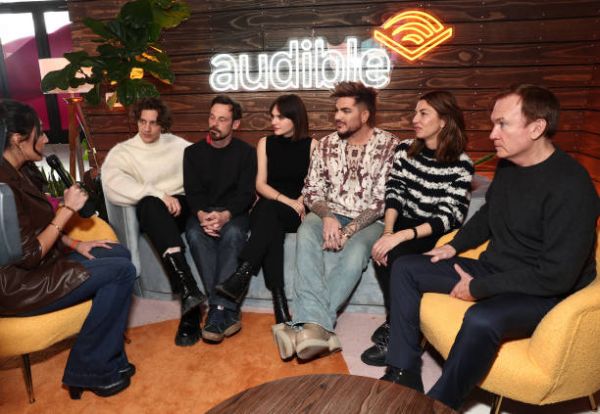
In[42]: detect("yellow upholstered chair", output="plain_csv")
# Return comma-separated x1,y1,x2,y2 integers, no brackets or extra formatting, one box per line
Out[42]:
420,230,600,413
0,215,118,403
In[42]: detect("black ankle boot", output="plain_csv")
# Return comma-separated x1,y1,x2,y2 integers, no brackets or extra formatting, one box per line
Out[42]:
272,288,291,324
215,261,255,303
163,252,206,315
175,305,202,347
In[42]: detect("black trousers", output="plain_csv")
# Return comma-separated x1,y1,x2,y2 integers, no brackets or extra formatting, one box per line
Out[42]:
239,198,301,291
375,216,439,314
385,254,559,409
135,195,191,255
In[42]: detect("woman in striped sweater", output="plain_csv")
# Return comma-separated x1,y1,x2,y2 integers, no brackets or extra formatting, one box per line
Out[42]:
362,90,474,366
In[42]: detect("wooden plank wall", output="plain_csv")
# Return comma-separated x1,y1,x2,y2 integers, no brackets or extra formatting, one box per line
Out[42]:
68,0,600,186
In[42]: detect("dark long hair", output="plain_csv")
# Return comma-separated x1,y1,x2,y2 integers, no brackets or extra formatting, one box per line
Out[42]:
0,99,42,154
269,94,309,141
408,91,467,163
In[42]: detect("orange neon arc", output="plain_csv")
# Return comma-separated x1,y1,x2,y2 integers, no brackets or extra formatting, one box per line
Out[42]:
374,10,453,62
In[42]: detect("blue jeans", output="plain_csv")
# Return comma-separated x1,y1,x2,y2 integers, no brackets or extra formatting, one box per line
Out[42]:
185,214,249,310
24,244,136,388
291,212,383,331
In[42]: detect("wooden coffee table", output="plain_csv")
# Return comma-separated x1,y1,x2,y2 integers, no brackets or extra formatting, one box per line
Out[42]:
207,373,457,413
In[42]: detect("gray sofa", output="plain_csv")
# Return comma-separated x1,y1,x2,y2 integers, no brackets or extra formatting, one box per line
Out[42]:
105,175,489,313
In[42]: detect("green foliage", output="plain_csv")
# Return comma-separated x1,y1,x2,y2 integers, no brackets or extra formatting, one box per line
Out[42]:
473,153,496,166
40,0,190,108
40,166,68,198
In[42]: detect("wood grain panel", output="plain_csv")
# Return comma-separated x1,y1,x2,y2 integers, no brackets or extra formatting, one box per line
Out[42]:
68,0,600,24
68,0,600,180
86,109,585,136
149,66,597,98
576,132,600,158
583,110,600,134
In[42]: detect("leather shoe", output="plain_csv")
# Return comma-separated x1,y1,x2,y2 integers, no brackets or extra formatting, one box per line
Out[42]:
360,342,387,366
215,261,255,303
68,376,131,400
380,366,424,393
118,363,136,378
272,323,298,360
175,305,201,346
371,321,390,345
295,323,341,361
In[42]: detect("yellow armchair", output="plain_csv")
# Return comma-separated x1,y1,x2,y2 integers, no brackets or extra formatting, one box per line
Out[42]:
0,215,118,403
420,230,600,413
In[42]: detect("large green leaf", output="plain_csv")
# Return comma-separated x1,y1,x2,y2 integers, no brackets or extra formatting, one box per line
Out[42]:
119,0,154,29
151,1,190,29
83,18,116,41
117,79,159,106
41,69,70,92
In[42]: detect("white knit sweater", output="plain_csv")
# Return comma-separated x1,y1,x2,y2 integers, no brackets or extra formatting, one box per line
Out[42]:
101,133,191,206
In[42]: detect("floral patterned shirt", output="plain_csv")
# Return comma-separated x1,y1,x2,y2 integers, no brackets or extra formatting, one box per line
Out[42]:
302,128,400,219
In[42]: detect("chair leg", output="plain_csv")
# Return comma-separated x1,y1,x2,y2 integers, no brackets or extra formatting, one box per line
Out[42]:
490,395,503,414
21,354,35,403
589,394,598,411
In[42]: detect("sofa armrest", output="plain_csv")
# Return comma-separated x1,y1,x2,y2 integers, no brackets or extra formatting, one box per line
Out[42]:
104,195,142,274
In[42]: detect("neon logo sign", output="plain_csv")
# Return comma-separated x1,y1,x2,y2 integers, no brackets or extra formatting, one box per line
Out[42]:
374,11,453,61
209,37,391,92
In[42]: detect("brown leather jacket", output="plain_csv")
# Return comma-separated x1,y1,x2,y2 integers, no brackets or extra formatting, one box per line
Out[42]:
0,159,89,316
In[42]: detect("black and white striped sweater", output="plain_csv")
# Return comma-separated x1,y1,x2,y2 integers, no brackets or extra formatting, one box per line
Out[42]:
385,139,474,236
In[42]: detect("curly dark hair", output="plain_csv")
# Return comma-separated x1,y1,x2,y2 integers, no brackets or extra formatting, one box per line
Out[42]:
131,97,172,131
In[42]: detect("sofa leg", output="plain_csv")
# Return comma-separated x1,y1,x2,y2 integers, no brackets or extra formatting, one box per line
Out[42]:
589,394,598,411
21,354,35,403
490,395,502,414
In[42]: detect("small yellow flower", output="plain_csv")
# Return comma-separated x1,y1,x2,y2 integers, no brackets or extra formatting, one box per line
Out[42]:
130,67,144,79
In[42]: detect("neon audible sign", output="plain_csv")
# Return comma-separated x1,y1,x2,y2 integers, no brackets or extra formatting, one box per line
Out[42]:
209,37,391,92
374,11,453,62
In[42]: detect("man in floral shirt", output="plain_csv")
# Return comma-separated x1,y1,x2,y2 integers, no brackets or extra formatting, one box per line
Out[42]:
273,81,399,361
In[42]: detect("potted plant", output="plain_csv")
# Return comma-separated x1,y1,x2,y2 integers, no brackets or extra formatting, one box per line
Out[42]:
41,0,190,108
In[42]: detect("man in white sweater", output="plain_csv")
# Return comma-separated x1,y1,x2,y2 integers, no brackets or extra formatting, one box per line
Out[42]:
102,97,206,347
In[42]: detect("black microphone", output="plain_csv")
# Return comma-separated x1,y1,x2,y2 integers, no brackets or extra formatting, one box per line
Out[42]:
46,154,96,218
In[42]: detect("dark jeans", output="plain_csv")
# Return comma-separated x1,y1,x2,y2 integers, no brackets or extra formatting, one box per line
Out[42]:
135,195,191,255
185,213,249,310
375,216,439,315
386,254,559,409
240,198,301,291
23,244,136,388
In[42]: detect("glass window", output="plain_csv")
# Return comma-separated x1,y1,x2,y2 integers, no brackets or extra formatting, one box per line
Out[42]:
0,12,48,126
45,10,72,132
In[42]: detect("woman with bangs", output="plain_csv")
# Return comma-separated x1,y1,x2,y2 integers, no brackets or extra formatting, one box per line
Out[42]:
216,94,317,324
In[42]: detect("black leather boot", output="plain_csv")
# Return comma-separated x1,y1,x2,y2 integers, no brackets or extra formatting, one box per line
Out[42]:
175,305,201,347
272,288,291,324
163,252,206,315
215,261,255,303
